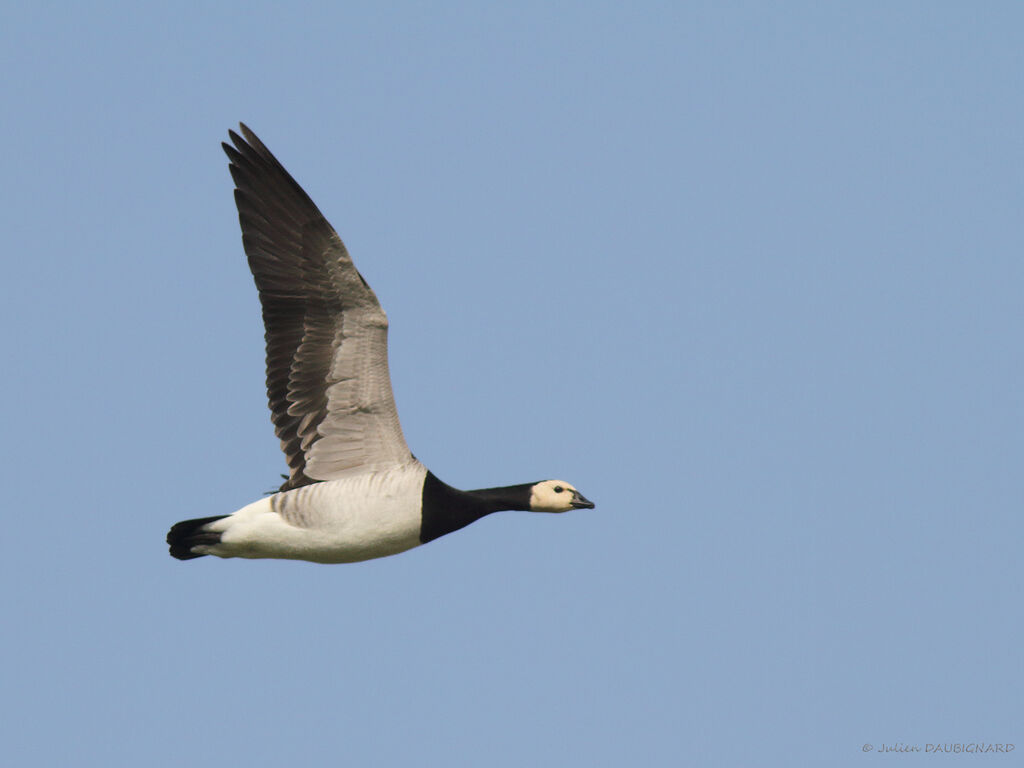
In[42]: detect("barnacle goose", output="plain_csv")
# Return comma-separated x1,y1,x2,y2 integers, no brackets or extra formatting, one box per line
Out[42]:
166,125,594,564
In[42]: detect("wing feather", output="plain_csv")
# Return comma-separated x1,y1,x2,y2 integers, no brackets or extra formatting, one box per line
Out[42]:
223,124,412,489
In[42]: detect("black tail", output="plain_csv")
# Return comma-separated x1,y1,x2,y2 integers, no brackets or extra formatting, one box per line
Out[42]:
166,515,228,560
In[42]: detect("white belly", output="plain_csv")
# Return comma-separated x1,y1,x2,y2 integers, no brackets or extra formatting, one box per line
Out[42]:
198,463,428,563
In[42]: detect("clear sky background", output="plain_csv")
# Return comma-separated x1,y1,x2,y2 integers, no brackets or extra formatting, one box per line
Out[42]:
2,2,1021,766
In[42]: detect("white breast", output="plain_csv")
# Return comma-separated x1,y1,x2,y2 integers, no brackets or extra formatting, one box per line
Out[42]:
200,462,428,563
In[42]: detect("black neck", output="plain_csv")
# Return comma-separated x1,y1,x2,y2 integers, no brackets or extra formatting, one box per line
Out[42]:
420,472,533,543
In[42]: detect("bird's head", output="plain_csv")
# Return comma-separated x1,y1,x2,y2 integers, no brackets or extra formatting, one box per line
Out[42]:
529,480,595,513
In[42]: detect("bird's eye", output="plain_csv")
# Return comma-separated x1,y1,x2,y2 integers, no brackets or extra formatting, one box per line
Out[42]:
554,486,564,493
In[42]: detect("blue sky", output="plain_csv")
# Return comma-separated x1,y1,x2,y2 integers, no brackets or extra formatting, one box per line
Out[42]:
2,2,1022,765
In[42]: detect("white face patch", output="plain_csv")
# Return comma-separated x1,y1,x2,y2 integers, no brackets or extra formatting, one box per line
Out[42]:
530,479,581,513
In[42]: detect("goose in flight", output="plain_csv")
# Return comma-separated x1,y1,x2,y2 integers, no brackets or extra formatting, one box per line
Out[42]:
166,125,594,564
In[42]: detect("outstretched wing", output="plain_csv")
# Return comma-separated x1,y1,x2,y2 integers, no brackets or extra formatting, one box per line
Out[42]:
223,124,412,490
